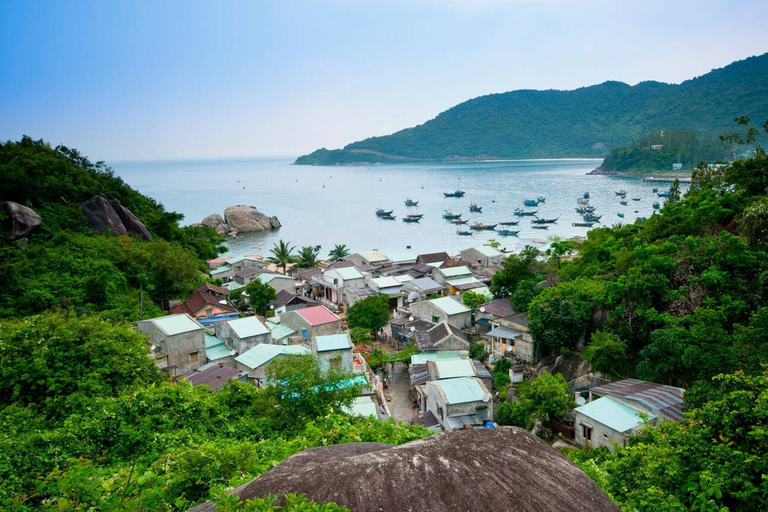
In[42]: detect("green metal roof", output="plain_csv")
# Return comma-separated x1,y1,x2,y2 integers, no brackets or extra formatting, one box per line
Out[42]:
266,321,296,340
575,396,653,433
343,396,379,418
438,266,472,278
315,333,352,352
472,246,503,257
429,296,470,315
235,344,309,370
210,266,232,275
371,276,401,289
410,351,466,365
434,377,489,405
258,273,295,285
227,256,262,265
445,276,484,287
227,317,270,338
222,281,246,291
204,333,233,360
147,314,202,336
433,358,476,379
335,267,364,280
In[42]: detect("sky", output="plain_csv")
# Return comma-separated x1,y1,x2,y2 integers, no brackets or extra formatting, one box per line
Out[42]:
1,0,767,161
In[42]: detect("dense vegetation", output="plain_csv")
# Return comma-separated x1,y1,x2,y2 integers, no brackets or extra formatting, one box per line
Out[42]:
296,53,768,164
598,129,731,173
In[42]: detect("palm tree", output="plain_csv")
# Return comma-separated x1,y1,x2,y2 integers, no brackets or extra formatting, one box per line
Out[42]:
297,246,320,269
328,244,350,262
267,240,296,274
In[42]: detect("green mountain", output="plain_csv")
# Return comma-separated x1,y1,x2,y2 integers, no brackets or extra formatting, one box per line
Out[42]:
295,53,768,165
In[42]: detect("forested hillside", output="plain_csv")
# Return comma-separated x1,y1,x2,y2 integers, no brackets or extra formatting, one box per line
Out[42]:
296,53,768,165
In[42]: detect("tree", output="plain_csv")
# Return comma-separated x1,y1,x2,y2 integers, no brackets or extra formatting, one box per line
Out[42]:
510,279,540,312
519,372,574,425
244,279,277,314
462,290,491,324
346,294,390,331
267,240,296,274
349,326,373,346
328,244,351,261
296,246,320,268
582,331,628,378
490,246,541,298
665,178,681,205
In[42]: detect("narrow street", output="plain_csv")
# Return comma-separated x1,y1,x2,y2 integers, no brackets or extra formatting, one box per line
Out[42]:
384,361,416,424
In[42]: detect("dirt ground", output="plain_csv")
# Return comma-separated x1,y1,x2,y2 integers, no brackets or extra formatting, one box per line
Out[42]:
383,361,418,423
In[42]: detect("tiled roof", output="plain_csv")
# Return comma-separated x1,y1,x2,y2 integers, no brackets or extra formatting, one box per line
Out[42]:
590,379,686,422
576,396,653,433
479,298,515,318
297,306,340,326
194,282,230,297
185,363,244,391
185,291,238,316
418,252,451,264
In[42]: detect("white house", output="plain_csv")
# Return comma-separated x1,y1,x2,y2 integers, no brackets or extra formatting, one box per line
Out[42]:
409,296,471,328
312,332,354,372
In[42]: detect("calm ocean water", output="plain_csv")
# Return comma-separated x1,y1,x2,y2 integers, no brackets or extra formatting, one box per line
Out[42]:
111,158,677,259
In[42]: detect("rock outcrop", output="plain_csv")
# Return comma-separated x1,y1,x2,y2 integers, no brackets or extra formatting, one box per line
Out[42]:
2,201,42,240
190,427,620,512
80,195,152,241
199,206,280,239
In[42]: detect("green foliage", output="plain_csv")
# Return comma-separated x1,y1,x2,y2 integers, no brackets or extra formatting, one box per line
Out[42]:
510,279,540,312
496,400,534,429
490,246,541,298
462,290,491,312
297,246,320,269
496,373,573,428
493,357,512,376
327,244,351,261
493,371,511,390
214,492,351,512
245,278,278,315
267,240,297,274
469,341,485,360
349,326,373,346
582,331,628,378
295,54,768,163
346,294,390,331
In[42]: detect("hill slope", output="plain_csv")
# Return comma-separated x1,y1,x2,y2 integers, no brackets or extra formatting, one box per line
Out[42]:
296,53,768,165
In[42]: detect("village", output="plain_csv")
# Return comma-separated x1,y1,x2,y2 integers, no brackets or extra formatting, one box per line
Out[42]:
135,241,686,452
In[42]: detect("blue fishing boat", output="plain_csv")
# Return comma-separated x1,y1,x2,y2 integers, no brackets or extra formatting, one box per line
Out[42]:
523,199,540,207
572,221,595,227
617,213,625,218
380,214,396,220
583,213,602,222
514,209,538,217
532,216,559,224
575,206,596,214
653,202,660,209
449,218,468,224
583,191,590,199
404,199,419,207
375,208,394,216
657,190,670,197
537,196,546,203
402,216,420,223
615,190,627,197
443,211,462,220
470,222,498,230
496,229,520,236
531,225,549,230
457,230,473,236
444,190,466,198
469,203,482,212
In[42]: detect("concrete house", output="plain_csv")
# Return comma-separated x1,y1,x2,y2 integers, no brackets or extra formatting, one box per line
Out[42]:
417,252,451,267
214,316,272,354
267,290,316,315
312,266,366,311
343,287,379,311
425,377,494,431
486,312,538,363
312,332,354,372
279,305,343,341
475,298,516,333
265,320,297,345
433,265,488,296
368,276,406,309
403,277,445,304
573,379,686,450
347,251,391,268
460,246,506,268
433,265,473,286
235,344,310,384
418,321,470,352
137,314,207,375
409,296,471,328
257,272,297,295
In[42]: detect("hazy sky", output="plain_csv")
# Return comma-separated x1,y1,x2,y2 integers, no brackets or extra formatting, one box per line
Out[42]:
2,0,767,160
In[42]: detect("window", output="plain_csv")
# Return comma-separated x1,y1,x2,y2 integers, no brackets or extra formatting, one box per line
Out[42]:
190,351,199,364
205,308,213,317
432,315,439,323
581,424,592,441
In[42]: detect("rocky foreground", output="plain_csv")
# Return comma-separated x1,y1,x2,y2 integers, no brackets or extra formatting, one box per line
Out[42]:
196,205,281,238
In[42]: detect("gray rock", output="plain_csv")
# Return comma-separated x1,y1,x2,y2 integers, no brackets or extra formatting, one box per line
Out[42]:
190,427,620,512
224,205,280,233
81,196,128,237
201,214,224,228
269,216,281,229
110,200,152,241
15,238,28,248
215,224,229,235
2,201,42,240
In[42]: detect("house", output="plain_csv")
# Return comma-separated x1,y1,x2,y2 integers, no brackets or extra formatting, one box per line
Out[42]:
267,290,316,315
343,396,380,419
279,305,343,341
433,265,473,286
409,352,492,411
214,316,272,354
169,289,239,326
312,266,366,311
460,246,506,268
403,277,445,304
194,282,230,299
257,272,297,295
417,321,470,352
433,265,488,296
486,312,538,363
424,377,494,431
184,362,247,391
210,265,235,282
409,296,471,328
265,320,297,344
383,250,418,265
206,257,232,271
475,298,516,333
205,332,235,366
574,379,686,450
390,316,435,350
346,251,391,268
417,252,451,266
137,314,207,375
209,256,263,283
312,332,354,372
235,344,310,384
368,276,406,309
343,287,379,311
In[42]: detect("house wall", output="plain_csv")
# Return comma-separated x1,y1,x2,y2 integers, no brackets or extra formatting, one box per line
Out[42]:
136,322,207,375
410,301,470,328
279,311,343,341
208,354,236,368
236,359,271,383
573,412,628,451
214,322,273,354
425,381,492,431
434,336,470,352
193,304,234,320
314,348,353,372
494,317,538,364
267,278,296,295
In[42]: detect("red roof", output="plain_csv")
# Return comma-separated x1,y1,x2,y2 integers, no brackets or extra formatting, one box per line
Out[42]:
297,306,340,326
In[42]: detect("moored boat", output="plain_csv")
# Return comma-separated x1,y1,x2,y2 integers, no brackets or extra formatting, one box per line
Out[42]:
375,208,394,216
572,221,595,227
531,216,559,224
531,225,549,230
653,202,660,209
469,203,482,212
615,190,627,197
617,213,625,218
470,222,498,230
407,213,424,219
619,200,628,205
449,218,468,224
444,190,466,198
657,190,670,197
577,199,590,205
583,213,602,222
537,196,546,203
575,206,596,214
523,199,540,207
380,214,396,220
457,230,473,236
404,199,419,207
496,229,520,236
514,209,538,216
583,191,590,199
499,220,520,226
443,211,462,220
402,217,420,223
632,197,641,201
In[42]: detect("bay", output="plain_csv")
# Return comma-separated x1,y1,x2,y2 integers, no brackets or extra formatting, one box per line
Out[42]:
111,157,678,259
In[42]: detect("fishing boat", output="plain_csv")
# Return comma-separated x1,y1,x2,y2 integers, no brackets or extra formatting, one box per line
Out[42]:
577,199,590,205
632,197,641,201
457,230,473,236
653,202,660,209
470,222,498,230
615,190,627,197
449,218,468,224
496,229,520,236
444,190,466,198
380,214,396,220
514,209,538,216
469,203,482,212
572,222,595,227
619,200,628,205
575,206,596,214
617,213,625,218
402,216,420,223
375,208,394,216
442,211,462,220
583,213,602,222
657,190,670,197
404,199,419,207
407,213,424,219
652,187,659,193
499,220,520,226
582,191,590,199
537,196,546,203
532,225,549,230
523,199,540,207
532,216,559,224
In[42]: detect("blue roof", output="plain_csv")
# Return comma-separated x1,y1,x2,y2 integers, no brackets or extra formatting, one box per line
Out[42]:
315,333,352,352
204,333,233,361
235,344,310,370
433,377,489,404
575,396,654,433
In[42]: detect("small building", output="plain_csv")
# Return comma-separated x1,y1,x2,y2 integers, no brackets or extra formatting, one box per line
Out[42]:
267,289,316,315
312,266,366,311
257,272,298,295
403,277,445,304
460,246,506,268
486,312,537,363
390,316,435,350
346,251,391,268
235,343,310,384
279,305,343,341
343,287,379,311
312,332,354,372
169,289,239,326
265,320,297,344
476,298,516,333
184,362,247,391
417,252,451,266
383,250,418,265
137,314,207,375
418,321,470,352
206,257,233,271
205,332,235,366
368,276,406,309
433,265,473,286
409,296,471,329
214,316,272,354
425,377,494,431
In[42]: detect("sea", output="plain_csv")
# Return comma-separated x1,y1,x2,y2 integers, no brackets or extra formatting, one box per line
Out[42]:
111,157,681,259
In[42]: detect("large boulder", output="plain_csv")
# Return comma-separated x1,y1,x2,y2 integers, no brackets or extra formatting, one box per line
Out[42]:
2,201,42,240
190,427,620,512
110,200,152,241
224,205,279,233
81,195,128,236
201,213,224,229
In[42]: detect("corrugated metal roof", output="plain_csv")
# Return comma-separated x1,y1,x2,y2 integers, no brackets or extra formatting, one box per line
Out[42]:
210,266,232,275
394,275,413,284
335,267,364,280
347,287,378,298
575,396,653,433
590,379,685,422
432,359,476,379
266,321,296,340
445,276,485,289
146,314,202,336
371,276,401,289
434,377,489,405
207,343,234,361
235,344,310,370
228,256,262,265
486,326,521,340
418,252,450,264
185,364,244,391
359,251,389,263
471,246,503,257
385,250,418,264
343,396,379,418
222,281,246,291
479,298,515,318
439,266,472,278
258,273,295,284
410,351,467,365
227,316,270,338
407,277,443,292
429,296,470,315
297,306,340,326
315,333,352,352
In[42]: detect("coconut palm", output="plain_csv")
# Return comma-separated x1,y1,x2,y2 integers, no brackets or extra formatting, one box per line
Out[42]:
267,240,296,274
297,246,320,269
328,243,350,262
